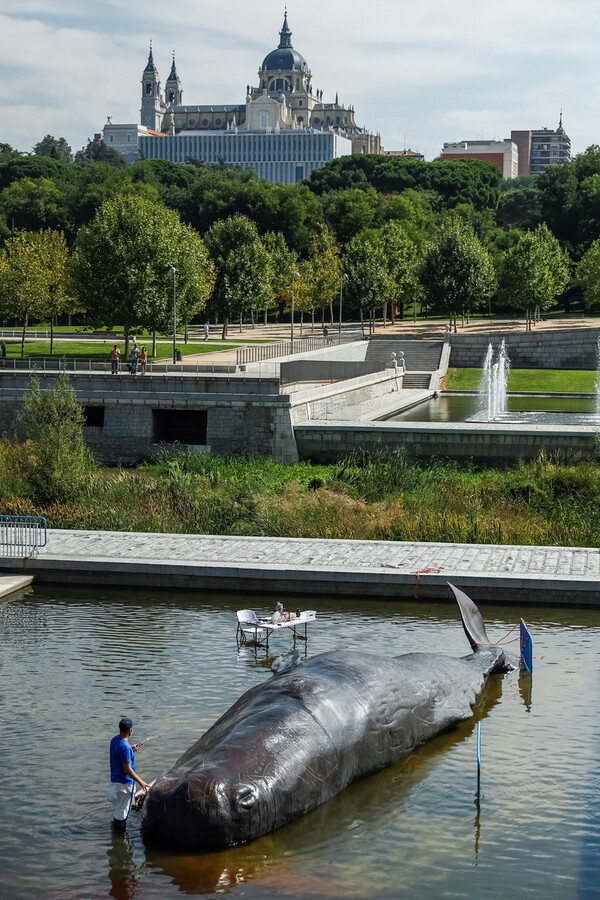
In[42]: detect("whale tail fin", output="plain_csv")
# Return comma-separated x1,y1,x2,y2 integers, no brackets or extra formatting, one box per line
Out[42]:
447,582,491,650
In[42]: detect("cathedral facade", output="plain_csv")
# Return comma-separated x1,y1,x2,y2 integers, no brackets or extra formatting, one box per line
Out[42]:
104,14,381,181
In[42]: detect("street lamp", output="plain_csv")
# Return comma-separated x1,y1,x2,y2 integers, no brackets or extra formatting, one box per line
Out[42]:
290,271,300,344
339,272,348,336
170,265,177,364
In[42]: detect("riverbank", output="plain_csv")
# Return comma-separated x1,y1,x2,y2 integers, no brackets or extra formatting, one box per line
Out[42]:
1,528,599,605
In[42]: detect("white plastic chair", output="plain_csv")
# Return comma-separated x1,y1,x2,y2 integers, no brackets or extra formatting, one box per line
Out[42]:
236,609,267,643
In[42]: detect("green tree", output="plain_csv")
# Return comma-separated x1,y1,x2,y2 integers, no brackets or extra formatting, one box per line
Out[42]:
70,196,214,352
33,135,73,163
74,139,126,166
205,215,272,338
343,230,394,330
321,187,381,244
0,177,70,233
378,221,423,320
420,217,496,330
14,371,96,505
301,225,342,328
576,238,600,309
0,229,72,355
498,224,569,329
261,231,298,323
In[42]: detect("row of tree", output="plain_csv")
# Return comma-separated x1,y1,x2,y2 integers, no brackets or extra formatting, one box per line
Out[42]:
3,137,600,335
2,188,595,350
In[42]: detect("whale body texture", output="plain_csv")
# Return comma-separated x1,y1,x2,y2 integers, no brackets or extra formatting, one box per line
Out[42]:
142,585,508,850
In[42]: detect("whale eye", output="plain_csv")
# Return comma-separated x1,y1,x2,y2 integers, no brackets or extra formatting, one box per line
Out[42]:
234,786,257,810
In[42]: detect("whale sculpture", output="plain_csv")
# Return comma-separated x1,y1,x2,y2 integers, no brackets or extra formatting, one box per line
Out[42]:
142,584,510,850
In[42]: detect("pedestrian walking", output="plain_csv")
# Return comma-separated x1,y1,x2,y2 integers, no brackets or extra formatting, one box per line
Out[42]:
110,345,120,374
203,322,210,342
108,717,151,832
140,346,148,375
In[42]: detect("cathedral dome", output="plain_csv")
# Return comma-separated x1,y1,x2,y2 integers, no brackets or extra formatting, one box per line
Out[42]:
261,14,308,73
261,46,308,72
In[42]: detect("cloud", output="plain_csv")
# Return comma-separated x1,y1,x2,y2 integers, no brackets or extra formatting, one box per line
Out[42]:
0,0,598,157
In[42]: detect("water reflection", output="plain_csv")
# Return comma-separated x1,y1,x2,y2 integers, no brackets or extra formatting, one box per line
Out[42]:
107,832,140,900
518,673,533,712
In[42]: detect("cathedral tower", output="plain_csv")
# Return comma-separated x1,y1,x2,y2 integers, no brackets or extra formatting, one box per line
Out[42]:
165,53,183,107
140,43,165,131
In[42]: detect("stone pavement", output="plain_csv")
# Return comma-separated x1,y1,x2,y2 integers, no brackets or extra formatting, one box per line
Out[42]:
1,530,599,605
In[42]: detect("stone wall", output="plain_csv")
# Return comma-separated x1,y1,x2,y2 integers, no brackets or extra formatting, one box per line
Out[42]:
449,328,600,369
0,367,401,466
295,422,598,463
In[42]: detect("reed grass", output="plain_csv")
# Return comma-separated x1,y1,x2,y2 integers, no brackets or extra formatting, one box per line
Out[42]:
1,445,600,547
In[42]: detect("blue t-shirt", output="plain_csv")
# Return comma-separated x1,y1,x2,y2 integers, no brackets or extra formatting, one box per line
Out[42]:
110,735,135,784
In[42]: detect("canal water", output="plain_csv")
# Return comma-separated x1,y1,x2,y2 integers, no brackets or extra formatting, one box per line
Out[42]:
1,585,599,900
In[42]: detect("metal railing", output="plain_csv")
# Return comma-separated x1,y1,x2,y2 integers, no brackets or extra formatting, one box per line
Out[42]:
0,515,48,558
0,358,238,375
237,331,363,366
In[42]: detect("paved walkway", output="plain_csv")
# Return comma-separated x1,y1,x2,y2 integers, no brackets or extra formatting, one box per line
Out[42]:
1,530,598,605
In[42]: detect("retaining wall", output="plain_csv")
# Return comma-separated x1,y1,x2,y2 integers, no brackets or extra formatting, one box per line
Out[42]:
449,328,600,369
295,421,598,463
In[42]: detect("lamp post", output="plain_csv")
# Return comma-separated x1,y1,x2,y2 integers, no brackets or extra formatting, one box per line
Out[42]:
339,272,347,336
290,271,300,344
170,265,177,364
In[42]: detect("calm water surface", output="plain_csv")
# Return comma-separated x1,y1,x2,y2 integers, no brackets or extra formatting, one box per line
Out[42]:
1,585,599,899
388,393,597,423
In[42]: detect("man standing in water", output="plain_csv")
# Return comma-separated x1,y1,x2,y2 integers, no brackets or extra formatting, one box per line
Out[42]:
108,717,151,831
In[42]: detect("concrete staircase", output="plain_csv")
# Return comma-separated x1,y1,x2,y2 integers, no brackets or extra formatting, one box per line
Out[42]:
402,372,433,389
365,339,444,372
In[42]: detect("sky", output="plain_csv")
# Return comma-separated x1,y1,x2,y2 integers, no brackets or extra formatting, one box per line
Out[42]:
1,0,600,160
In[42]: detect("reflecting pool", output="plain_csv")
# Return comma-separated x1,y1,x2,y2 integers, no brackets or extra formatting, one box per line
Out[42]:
387,393,597,423
1,585,599,899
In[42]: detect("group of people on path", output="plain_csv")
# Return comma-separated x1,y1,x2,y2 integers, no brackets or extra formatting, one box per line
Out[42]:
109,342,148,375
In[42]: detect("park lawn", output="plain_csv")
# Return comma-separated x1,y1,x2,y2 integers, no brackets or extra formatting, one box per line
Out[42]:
444,367,597,393
1,340,240,360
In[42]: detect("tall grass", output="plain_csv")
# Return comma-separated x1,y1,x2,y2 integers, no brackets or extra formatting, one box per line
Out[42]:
0,445,599,547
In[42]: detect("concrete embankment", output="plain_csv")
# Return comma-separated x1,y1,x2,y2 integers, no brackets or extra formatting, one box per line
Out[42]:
0,574,34,601
1,530,599,606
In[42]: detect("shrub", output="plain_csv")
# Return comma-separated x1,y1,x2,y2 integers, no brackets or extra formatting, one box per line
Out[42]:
14,371,97,505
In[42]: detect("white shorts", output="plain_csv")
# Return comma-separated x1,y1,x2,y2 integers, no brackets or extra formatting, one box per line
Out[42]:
107,782,135,821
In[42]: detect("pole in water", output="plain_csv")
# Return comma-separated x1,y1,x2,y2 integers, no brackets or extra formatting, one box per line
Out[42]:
475,720,482,806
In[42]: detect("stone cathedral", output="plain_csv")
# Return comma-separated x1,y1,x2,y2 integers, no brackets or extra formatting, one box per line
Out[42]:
138,13,380,155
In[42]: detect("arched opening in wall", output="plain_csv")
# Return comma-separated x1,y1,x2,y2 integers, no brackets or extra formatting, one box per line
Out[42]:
297,116,304,125
168,91,175,102
260,112,269,128
335,116,340,125
145,83,152,95
326,117,331,126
